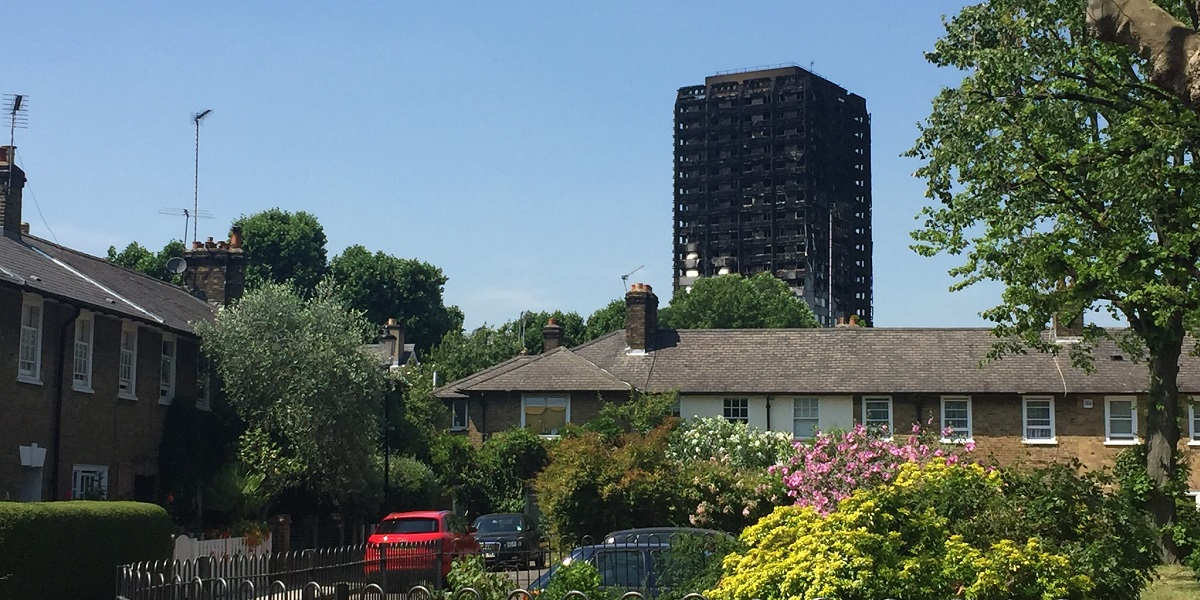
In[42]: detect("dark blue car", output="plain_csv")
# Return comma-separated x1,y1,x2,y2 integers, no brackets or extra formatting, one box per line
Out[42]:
529,542,672,594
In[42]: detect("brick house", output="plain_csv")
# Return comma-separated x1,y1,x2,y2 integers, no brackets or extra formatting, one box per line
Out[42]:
435,283,1200,492
0,148,242,501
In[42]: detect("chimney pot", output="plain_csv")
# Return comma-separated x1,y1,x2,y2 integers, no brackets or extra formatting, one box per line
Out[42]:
229,225,243,249
384,318,405,366
0,146,27,238
624,282,659,352
542,317,564,352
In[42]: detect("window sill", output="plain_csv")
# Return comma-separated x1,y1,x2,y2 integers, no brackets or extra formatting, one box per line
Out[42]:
537,434,562,440
1187,440,1200,447
196,403,212,412
1104,439,1140,446
1022,439,1058,446
940,438,975,445
449,426,468,432
17,374,43,386
158,397,174,406
72,385,94,394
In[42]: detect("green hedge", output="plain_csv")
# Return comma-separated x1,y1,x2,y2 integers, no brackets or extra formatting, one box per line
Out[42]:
0,501,173,600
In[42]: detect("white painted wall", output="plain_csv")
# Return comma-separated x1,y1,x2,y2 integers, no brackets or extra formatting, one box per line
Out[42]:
680,394,853,437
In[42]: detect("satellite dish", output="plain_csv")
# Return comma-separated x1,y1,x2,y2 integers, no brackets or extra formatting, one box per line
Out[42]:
166,257,188,274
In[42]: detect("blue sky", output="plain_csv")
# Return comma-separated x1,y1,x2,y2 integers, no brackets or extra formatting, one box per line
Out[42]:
6,0,1023,331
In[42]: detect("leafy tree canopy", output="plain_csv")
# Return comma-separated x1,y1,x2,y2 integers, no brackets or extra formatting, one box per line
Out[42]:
909,0,1200,556
328,244,464,353
106,240,187,283
660,272,819,329
584,299,625,340
233,208,328,295
195,281,386,507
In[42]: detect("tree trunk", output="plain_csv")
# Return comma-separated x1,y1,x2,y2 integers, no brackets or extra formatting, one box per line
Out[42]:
1088,0,1200,108
1143,317,1184,563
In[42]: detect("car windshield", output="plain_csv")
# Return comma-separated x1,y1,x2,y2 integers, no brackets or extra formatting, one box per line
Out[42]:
474,515,524,534
377,517,438,534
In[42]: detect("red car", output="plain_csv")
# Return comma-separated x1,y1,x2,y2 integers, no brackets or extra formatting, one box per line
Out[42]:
365,510,479,584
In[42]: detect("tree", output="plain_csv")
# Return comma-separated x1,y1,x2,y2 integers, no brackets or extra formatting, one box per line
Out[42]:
233,208,328,295
908,0,1200,560
106,240,187,283
195,281,387,508
328,245,464,352
1088,0,1200,109
500,310,586,354
659,272,819,329
427,324,523,383
584,299,625,341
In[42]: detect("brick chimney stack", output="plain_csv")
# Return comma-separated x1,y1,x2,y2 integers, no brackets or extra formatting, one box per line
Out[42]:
384,317,406,366
0,146,27,239
542,317,563,352
625,283,659,353
183,226,246,306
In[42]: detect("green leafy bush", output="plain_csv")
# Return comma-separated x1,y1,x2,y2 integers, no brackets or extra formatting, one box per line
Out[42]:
542,560,610,600
1114,446,1200,580
379,455,442,511
656,533,744,600
0,501,173,600
447,555,511,600
709,461,1095,600
431,428,548,515
680,461,786,533
535,426,689,544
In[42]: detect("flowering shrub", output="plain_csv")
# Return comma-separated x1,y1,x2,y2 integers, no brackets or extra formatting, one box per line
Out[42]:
772,422,974,513
447,555,511,600
708,460,1094,600
682,462,787,532
540,560,611,600
668,417,792,470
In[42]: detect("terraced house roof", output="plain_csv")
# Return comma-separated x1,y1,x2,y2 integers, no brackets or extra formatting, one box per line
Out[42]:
435,327,1200,397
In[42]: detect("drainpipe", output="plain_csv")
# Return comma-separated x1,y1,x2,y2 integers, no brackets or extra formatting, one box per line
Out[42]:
51,305,80,500
765,396,772,431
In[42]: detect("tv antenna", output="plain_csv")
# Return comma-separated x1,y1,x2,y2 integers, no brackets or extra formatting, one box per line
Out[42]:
3,94,27,209
191,109,212,243
159,208,213,243
620,265,644,293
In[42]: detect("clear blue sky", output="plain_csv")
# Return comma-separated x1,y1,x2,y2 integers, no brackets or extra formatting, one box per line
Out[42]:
6,0,1025,332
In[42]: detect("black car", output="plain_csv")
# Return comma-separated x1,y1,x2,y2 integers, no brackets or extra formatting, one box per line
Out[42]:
472,513,545,568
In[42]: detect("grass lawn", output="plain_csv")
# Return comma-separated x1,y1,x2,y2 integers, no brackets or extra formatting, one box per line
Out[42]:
1144,565,1200,600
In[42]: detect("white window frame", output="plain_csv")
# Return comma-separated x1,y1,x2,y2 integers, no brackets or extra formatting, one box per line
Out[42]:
71,464,109,499
1189,397,1200,446
1104,396,1139,445
792,397,820,440
861,395,893,438
450,398,468,431
722,397,749,424
521,394,570,437
195,350,212,411
1021,396,1057,444
940,395,973,443
72,311,94,393
159,333,177,405
18,293,44,384
118,321,138,400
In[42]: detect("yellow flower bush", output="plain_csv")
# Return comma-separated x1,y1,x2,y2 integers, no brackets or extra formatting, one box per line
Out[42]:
707,460,1093,600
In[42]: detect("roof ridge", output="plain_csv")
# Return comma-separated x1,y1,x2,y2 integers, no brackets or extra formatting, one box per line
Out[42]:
434,352,533,393
24,234,204,303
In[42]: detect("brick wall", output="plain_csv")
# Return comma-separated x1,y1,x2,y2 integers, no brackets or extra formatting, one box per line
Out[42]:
853,392,1200,489
0,286,206,501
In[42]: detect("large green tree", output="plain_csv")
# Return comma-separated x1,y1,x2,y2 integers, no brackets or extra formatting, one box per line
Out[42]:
106,240,187,283
233,208,328,295
328,244,464,352
584,299,626,340
660,272,819,329
195,281,387,508
909,0,1200,559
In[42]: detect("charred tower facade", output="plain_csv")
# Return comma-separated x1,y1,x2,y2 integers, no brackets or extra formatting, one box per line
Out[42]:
673,66,872,325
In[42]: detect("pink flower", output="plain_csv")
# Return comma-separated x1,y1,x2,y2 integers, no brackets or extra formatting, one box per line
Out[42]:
964,441,976,452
